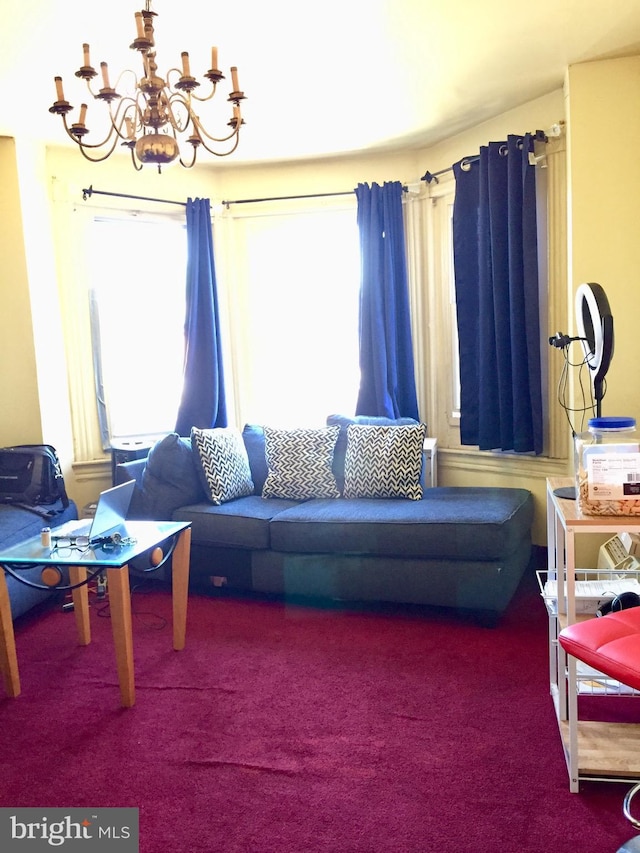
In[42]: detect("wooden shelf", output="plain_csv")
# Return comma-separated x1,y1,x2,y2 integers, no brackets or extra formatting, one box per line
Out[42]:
559,720,640,780
548,477,640,530
546,477,640,792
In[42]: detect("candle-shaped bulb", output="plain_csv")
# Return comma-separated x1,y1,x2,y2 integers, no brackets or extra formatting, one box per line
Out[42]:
54,76,65,102
211,46,218,70
230,66,240,92
78,104,88,126
100,62,111,89
181,52,191,77
82,43,91,67
134,11,144,39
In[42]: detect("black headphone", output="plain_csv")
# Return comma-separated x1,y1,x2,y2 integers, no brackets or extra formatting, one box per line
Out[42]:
596,591,640,618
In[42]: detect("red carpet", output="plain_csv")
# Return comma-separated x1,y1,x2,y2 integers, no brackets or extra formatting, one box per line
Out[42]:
0,571,636,852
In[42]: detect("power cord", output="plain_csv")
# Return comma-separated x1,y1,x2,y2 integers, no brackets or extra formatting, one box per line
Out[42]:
553,336,605,437
62,578,168,631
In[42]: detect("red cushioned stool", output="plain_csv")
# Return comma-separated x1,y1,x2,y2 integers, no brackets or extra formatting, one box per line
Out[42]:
559,609,640,852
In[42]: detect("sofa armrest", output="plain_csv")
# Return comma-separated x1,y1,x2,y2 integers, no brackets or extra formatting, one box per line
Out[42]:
115,459,146,488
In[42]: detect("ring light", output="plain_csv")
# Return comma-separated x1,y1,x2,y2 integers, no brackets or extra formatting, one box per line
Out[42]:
549,282,615,500
575,282,614,414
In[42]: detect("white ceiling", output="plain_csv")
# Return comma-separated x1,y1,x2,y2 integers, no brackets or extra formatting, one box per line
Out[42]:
1,0,640,166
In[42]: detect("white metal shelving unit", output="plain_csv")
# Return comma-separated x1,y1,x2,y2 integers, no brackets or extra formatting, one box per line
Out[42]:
545,478,640,792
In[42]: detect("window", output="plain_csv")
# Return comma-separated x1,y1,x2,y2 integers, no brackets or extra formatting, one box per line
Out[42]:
426,181,463,448
218,200,361,427
60,197,360,466
89,215,187,442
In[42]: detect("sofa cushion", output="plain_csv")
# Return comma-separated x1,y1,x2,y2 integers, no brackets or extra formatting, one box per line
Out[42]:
172,495,299,550
191,427,254,505
343,423,426,500
262,426,340,500
326,413,419,493
129,433,205,520
242,424,268,494
269,487,533,560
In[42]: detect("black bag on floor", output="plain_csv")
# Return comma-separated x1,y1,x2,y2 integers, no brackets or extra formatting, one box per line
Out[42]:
0,444,69,517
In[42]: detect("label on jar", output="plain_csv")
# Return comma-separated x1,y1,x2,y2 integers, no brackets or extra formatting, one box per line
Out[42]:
586,452,640,500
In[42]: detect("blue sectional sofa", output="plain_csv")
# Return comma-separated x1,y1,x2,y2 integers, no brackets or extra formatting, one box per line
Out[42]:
117,418,534,624
0,500,78,620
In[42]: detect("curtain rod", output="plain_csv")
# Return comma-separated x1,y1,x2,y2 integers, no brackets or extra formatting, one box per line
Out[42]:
82,183,411,209
81,185,186,206
221,184,414,208
221,190,354,208
421,123,563,185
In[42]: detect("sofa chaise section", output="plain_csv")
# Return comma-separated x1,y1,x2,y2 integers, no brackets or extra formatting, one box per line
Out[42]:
253,487,533,620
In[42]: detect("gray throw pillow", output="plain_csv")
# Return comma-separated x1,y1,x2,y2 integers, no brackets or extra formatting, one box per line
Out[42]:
131,433,205,520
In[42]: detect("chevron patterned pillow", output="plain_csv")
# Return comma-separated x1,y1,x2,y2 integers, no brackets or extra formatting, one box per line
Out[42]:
343,423,427,500
262,426,341,500
191,427,255,505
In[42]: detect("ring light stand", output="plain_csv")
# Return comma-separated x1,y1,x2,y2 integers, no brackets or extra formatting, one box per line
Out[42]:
550,282,615,500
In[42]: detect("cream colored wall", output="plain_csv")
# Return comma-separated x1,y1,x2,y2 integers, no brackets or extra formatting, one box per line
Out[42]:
565,56,640,424
415,89,566,177
0,138,43,444
560,55,640,566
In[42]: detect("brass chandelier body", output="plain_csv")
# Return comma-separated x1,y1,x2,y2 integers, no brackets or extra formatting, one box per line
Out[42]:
49,1,246,171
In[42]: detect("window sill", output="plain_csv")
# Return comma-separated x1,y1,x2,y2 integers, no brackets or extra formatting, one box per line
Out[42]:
71,458,110,482
437,446,569,479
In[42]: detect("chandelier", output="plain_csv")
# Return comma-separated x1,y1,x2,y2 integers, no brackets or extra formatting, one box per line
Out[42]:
48,1,246,172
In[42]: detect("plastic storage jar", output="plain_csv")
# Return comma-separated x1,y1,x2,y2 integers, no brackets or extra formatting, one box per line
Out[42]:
575,416,640,516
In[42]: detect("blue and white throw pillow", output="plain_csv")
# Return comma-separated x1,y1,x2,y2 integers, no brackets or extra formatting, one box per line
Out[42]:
191,427,254,505
343,423,427,500
262,426,340,500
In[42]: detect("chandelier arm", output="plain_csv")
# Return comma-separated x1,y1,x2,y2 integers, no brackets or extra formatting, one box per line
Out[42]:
196,131,242,158
165,67,188,89
60,95,138,151
163,93,192,133
61,114,120,152
191,112,241,146
75,133,125,163
113,67,139,93
108,96,142,140
186,82,220,104
82,67,137,102
129,146,144,171
178,147,198,169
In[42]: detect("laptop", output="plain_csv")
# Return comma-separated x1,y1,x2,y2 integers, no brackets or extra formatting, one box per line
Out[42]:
52,479,136,543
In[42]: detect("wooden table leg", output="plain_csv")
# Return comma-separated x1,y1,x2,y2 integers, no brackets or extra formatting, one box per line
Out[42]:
172,527,191,651
0,569,20,697
106,564,135,708
68,565,91,645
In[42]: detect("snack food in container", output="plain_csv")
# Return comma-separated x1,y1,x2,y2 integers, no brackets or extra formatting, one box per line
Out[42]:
575,416,640,516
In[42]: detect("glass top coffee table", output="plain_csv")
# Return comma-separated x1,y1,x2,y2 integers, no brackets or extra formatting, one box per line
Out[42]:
0,520,191,708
